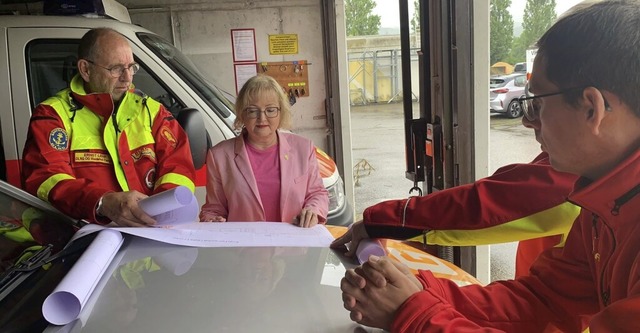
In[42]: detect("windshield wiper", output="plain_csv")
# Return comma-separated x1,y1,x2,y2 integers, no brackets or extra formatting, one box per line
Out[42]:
0,234,95,301
0,244,52,300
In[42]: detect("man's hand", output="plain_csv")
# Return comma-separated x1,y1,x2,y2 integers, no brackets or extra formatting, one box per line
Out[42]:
340,255,423,330
99,191,156,227
330,220,370,257
294,208,319,228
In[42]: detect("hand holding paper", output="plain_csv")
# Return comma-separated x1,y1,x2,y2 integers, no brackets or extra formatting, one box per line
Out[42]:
137,186,199,227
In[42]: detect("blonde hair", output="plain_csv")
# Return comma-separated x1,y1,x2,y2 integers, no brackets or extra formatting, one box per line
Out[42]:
233,74,292,130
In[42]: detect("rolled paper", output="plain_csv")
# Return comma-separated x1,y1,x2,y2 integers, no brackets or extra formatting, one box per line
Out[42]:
138,185,194,216
42,229,124,325
356,238,387,264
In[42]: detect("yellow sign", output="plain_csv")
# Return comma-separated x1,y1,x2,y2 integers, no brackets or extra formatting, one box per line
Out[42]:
269,34,298,55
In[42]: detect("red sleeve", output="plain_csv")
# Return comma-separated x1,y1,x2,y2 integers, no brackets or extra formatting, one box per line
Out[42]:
21,104,107,222
392,218,600,332
363,152,578,238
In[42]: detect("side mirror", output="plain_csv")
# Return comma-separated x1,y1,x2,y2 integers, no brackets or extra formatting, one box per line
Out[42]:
176,108,211,169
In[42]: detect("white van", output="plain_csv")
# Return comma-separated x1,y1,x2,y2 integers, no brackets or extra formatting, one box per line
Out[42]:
0,13,352,225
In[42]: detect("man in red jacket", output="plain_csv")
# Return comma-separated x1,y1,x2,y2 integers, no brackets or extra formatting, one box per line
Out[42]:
340,1,640,332
332,152,579,278
21,28,195,227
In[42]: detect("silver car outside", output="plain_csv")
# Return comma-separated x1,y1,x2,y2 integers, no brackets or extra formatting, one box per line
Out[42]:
489,73,527,118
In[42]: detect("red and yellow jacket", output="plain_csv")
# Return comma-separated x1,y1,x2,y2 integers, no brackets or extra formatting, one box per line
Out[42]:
21,75,195,223
391,149,640,333
362,152,580,277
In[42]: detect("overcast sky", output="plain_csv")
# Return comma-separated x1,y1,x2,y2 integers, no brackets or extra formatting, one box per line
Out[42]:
373,0,584,28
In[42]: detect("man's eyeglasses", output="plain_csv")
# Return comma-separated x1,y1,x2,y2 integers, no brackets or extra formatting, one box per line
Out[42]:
518,86,586,121
86,59,140,78
244,107,280,119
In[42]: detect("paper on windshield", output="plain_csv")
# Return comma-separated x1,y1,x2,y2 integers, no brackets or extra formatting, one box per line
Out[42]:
74,221,335,248
42,229,124,325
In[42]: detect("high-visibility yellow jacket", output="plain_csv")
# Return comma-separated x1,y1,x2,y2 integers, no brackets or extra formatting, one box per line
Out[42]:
22,75,195,223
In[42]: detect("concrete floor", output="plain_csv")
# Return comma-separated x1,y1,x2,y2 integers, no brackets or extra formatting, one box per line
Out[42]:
350,102,541,282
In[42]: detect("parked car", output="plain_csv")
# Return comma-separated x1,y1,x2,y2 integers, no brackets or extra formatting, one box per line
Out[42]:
513,62,527,73
0,179,478,332
489,73,527,118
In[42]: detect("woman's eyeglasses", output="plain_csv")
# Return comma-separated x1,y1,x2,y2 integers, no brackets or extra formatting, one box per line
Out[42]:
244,107,280,119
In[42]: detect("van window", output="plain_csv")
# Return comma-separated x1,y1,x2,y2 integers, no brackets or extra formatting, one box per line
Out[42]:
25,39,188,118
137,32,236,129
26,40,79,108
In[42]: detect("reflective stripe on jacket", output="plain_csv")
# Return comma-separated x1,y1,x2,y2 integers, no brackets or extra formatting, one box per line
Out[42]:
362,152,580,277
22,74,195,223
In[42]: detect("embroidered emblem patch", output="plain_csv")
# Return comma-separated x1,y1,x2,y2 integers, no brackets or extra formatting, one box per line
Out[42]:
131,147,157,163
144,168,156,189
74,152,111,164
49,128,69,151
161,126,177,148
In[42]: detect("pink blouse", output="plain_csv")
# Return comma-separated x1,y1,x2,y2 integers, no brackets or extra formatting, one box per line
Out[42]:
246,142,282,221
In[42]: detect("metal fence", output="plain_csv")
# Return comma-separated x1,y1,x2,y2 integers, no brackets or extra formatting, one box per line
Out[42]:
348,48,420,105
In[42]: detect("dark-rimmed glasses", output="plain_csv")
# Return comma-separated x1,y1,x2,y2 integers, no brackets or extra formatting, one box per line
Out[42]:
244,107,280,119
86,59,140,78
518,85,586,121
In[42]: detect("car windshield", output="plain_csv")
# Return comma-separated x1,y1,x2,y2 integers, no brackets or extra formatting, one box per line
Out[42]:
490,78,508,89
0,181,88,330
137,32,236,130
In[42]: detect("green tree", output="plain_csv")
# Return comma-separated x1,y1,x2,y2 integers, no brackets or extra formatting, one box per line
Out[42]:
490,0,514,65
345,0,381,36
510,0,556,62
410,0,420,34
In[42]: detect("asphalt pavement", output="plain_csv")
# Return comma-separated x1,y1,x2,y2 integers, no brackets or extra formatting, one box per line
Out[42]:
350,102,541,282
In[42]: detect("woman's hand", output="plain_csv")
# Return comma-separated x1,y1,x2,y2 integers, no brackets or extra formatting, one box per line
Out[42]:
295,208,319,228
201,216,227,222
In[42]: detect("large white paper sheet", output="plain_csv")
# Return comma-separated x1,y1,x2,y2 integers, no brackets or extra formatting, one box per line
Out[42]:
74,222,335,248
42,229,124,325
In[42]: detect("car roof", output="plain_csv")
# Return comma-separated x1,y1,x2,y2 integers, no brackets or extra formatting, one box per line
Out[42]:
491,73,525,79
0,15,153,37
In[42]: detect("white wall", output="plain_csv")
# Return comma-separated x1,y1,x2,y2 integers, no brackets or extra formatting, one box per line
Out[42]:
123,0,330,150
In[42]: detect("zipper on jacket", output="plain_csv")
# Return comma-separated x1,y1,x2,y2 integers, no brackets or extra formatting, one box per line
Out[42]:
591,214,599,263
611,183,640,216
598,217,615,307
595,182,640,307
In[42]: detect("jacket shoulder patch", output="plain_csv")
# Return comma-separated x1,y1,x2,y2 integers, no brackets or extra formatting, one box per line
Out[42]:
160,126,177,148
49,128,69,151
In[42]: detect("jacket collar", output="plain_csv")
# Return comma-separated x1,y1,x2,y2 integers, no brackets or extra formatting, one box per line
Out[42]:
68,74,139,119
568,148,640,222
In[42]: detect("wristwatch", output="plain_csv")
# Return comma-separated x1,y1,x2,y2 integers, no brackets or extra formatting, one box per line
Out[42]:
96,196,104,217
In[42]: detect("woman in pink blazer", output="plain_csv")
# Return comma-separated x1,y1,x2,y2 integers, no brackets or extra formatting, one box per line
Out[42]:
199,75,329,227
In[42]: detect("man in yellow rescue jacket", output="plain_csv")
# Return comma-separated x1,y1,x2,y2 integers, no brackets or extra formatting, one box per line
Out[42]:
21,28,195,227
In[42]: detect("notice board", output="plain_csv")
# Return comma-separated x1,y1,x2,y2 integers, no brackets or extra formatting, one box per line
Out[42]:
258,60,309,98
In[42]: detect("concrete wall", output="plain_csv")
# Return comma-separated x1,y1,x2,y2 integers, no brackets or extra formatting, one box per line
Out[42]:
120,0,330,151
